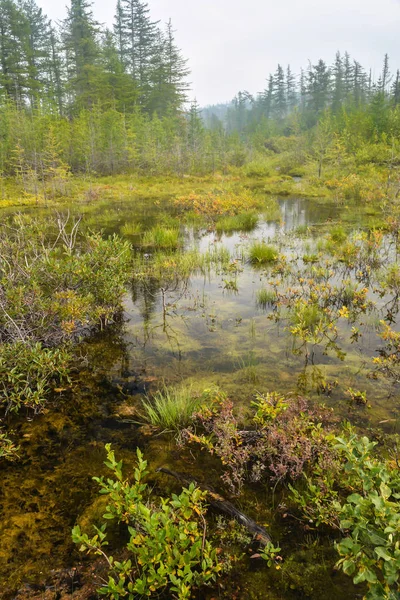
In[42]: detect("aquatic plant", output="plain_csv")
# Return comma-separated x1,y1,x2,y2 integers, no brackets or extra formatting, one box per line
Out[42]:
0,342,71,414
72,445,221,599
329,224,347,244
289,300,333,347
141,385,203,431
256,287,277,308
373,321,400,381
142,226,181,249
215,212,258,232
248,242,279,265
120,222,142,236
173,185,275,221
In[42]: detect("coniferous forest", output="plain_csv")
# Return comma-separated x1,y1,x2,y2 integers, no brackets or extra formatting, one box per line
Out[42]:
1,1,400,600
0,0,400,178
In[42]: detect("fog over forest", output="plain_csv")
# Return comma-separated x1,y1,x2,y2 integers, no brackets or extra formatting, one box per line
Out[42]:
35,0,400,104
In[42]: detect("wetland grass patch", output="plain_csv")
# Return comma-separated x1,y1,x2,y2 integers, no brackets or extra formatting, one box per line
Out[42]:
142,226,181,250
256,288,277,308
249,242,279,265
120,222,142,236
141,385,202,430
215,212,258,233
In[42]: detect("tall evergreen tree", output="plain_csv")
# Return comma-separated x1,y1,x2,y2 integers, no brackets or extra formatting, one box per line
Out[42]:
99,29,138,110
260,75,274,120
353,60,367,107
286,65,297,111
48,25,65,113
307,59,331,114
381,53,392,95
392,70,400,107
343,51,354,100
62,0,102,110
20,0,52,107
332,51,344,113
0,0,30,104
115,0,158,96
273,64,286,119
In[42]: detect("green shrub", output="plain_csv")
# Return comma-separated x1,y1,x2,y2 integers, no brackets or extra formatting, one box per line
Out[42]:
0,216,131,413
0,217,132,344
0,342,71,414
72,445,221,599
249,242,279,265
290,433,400,599
241,160,272,179
0,428,19,460
142,385,203,431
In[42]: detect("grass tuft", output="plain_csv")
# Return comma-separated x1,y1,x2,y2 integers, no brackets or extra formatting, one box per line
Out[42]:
141,385,202,430
215,212,258,233
249,242,279,265
142,226,180,249
256,288,277,308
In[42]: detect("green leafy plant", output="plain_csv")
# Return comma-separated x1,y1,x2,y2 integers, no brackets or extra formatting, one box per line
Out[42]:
0,342,71,414
260,542,283,568
334,435,400,599
72,445,222,599
0,428,19,460
290,433,400,599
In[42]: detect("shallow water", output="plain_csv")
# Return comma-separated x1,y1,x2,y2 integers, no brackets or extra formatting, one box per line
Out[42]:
0,194,399,598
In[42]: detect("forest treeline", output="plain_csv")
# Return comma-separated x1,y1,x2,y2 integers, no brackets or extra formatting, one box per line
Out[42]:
0,0,400,181
205,53,400,133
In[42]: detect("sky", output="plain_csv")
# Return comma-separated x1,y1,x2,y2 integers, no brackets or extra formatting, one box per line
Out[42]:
37,0,400,106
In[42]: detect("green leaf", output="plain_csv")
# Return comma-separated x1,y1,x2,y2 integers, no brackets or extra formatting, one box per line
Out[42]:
375,547,393,562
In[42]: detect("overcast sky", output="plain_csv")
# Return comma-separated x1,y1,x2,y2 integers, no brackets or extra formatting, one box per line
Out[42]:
37,0,400,106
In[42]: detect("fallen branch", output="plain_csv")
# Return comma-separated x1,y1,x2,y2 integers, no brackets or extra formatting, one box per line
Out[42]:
156,466,272,546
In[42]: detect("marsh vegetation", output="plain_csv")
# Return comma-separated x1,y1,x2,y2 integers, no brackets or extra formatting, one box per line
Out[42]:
0,0,400,597
1,173,400,600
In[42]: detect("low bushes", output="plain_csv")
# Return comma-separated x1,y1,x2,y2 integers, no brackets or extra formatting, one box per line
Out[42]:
0,215,132,415
72,445,221,599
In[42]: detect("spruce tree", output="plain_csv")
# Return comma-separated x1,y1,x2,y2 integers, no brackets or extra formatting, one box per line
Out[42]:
307,59,331,114
62,0,102,111
116,0,159,99
100,29,138,110
381,53,392,95
0,0,30,105
343,51,354,100
20,0,52,107
286,65,297,112
273,64,286,119
332,52,343,113
48,25,65,113
392,70,400,107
